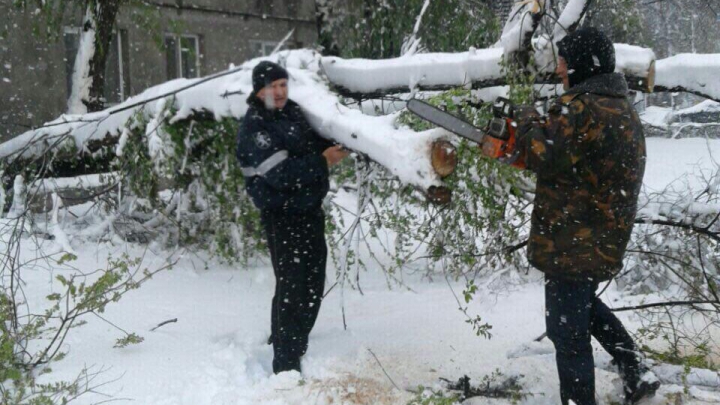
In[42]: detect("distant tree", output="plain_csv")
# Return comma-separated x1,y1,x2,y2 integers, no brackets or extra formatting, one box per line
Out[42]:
12,0,169,114
585,0,645,44
314,0,343,56
640,0,720,57
13,0,126,114
316,0,501,59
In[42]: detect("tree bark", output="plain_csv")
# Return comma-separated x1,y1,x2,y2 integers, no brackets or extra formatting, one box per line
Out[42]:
67,5,97,115
86,0,123,112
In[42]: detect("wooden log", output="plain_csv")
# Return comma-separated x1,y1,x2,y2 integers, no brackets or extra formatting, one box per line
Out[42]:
431,140,457,178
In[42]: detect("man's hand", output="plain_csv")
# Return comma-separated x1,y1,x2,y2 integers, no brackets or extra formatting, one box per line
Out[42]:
323,145,350,167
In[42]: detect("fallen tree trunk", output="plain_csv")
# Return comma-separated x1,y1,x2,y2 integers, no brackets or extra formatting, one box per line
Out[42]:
318,0,717,104
1,52,456,203
321,44,658,98
4,0,718,208
321,49,720,104
653,53,720,101
4,116,457,212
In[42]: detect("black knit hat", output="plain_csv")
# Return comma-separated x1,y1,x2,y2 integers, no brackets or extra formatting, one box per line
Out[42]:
252,61,289,93
557,27,615,88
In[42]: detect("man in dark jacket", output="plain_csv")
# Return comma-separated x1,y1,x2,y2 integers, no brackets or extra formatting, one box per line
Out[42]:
236,61,348,374
512,28,660,405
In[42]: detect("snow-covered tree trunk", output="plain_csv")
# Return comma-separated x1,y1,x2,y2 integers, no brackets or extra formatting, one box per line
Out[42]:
551,0,593,41
499,0,549,60
320,44,656,96
66,5,96,115
86,0,122,112
67,0,122,114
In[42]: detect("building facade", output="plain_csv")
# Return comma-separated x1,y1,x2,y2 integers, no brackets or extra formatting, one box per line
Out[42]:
0,0,318,141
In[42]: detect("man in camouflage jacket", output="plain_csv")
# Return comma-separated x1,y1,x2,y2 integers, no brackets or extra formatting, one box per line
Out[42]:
513,28,658,405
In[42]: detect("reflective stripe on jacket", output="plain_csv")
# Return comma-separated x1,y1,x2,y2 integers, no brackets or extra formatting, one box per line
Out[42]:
236,96,333,213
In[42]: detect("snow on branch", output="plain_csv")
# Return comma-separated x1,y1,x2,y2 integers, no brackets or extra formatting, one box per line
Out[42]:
318,0,646,97
321,0,720,103
290,70,447,189
322,48,505,96
654,53,720,102
498,0,548,55
551,0,592,41
30,173,118,195
1,50,448,190
321,44,656,96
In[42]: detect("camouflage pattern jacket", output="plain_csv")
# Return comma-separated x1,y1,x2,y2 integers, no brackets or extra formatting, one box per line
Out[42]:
514,73,646,281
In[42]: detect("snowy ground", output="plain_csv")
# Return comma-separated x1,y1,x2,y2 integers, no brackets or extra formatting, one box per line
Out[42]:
15,137,720,405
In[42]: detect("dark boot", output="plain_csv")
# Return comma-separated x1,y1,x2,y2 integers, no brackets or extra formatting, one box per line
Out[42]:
589,294,659,404
621,364,660,405
273,355,301,374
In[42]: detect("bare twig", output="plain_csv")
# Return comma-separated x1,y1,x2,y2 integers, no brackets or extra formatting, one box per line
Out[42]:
612,300,720,312
150,318,178,332
367,348,402,391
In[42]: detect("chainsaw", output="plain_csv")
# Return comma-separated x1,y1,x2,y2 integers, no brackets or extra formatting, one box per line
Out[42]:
407,97,526,170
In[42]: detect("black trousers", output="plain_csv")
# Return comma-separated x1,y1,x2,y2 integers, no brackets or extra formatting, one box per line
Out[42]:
261,207,327,373
545,275,641,405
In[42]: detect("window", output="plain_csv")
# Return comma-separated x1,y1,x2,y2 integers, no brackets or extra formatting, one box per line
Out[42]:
250,40,283,57
165,35,200,79
64,27,127,105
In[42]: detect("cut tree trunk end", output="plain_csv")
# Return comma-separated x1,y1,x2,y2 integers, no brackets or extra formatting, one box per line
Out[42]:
631,61,656,94
425,140,457,204
431,140,457,178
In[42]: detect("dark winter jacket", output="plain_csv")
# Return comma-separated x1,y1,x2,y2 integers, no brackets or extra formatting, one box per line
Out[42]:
514,73,646,281
236,96,333,213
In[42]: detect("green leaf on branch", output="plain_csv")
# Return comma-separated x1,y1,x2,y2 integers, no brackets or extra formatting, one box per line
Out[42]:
114,333,144,349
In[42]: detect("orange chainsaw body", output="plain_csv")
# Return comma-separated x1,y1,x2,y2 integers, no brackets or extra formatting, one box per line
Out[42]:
481,117,526,170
